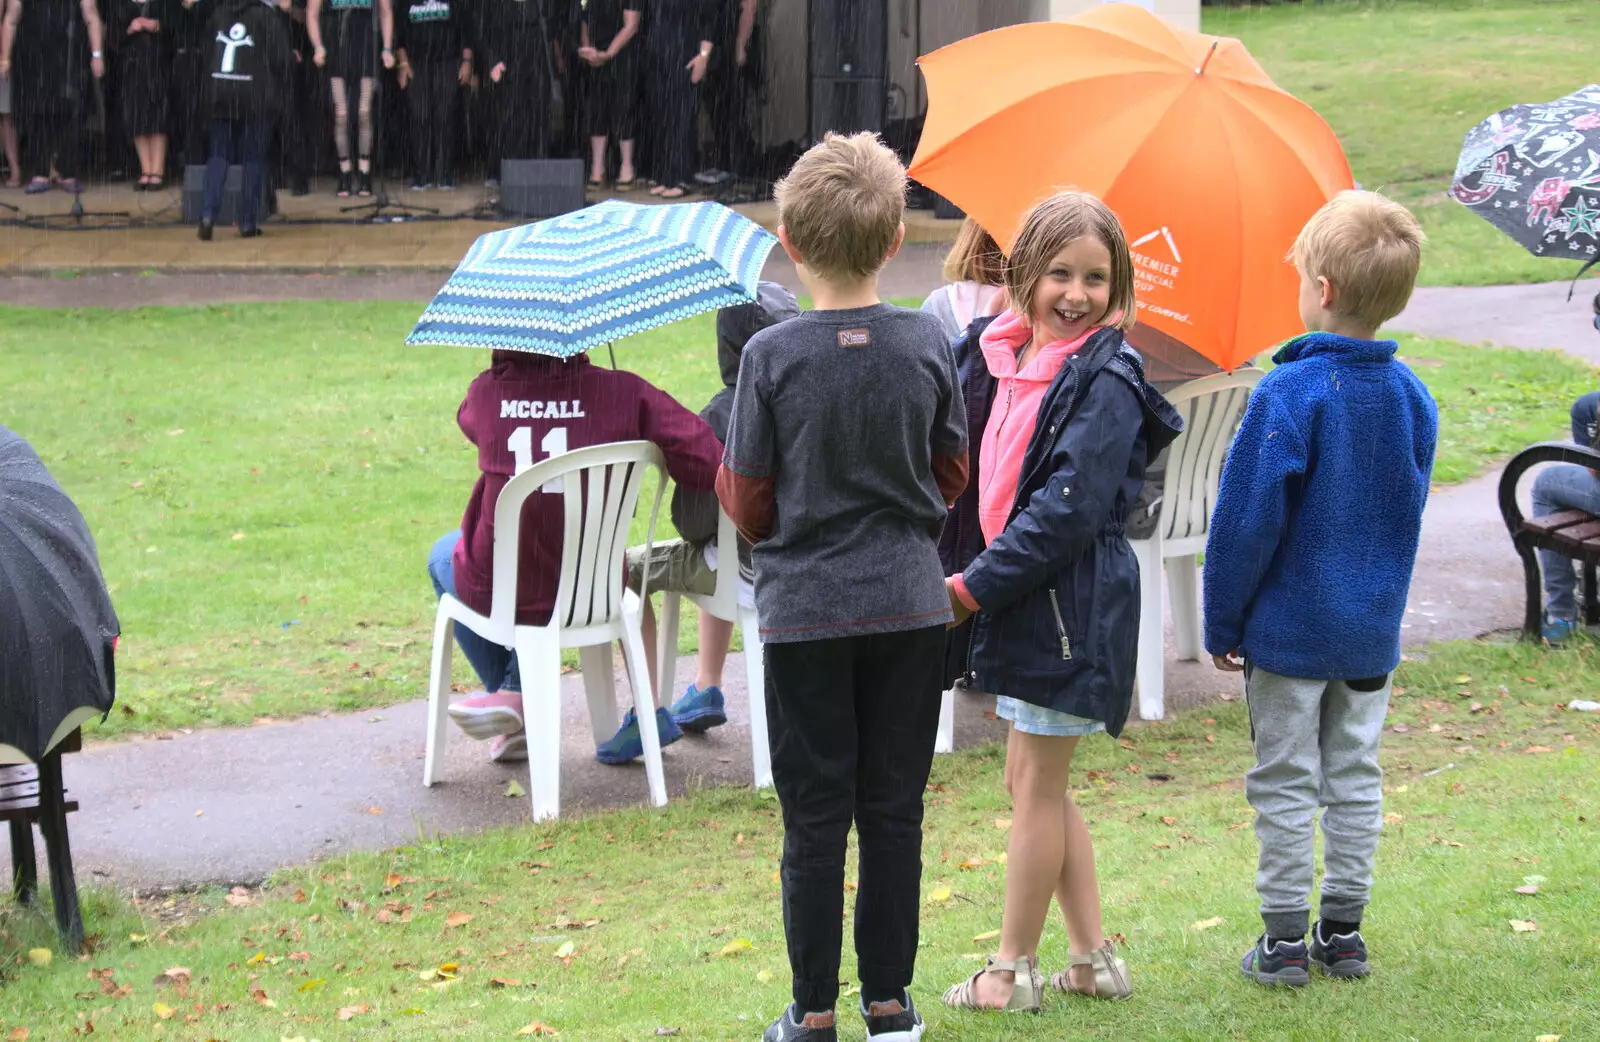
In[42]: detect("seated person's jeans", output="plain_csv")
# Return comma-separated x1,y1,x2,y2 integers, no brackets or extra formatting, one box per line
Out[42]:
427,531,522,692
1531,391,1600,621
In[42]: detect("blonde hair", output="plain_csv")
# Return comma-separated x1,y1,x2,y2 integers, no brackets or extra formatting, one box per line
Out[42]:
1292,191,1424,328
942,219,1006,286
774,131,906,282
1005,191,1136,333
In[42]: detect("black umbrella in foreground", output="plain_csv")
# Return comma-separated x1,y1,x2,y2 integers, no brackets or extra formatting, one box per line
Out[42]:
0,427,118,763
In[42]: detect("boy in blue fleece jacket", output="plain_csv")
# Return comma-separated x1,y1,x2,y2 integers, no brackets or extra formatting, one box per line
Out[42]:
1205,191,1436,987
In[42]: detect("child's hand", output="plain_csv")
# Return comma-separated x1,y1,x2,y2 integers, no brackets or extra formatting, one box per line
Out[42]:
1212,649,1244,673
945,577,973,629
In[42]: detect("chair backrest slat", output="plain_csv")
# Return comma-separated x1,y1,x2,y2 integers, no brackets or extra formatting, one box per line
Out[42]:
488,442,667,633
1155,371,1264,546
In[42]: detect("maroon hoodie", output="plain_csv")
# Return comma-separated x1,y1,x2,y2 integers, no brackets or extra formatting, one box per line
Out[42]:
452,351,722,625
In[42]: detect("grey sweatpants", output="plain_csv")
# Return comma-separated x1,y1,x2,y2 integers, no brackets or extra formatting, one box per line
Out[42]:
1245,665,1391,939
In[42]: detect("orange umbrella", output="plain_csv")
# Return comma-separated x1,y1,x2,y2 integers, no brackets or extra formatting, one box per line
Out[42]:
909,3,1353,371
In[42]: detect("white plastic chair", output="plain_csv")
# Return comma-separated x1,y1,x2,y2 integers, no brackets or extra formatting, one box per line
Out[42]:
1131,369,1263,720
423,441,669,821
655,508,772,789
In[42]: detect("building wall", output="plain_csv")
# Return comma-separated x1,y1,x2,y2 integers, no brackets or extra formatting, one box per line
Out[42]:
760,0,1201,147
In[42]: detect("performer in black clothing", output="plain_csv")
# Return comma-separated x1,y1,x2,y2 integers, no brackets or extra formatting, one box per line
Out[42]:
696,0,752,184
168,0,213,168
307,0,394,197
198,0,290,238
395,0,470,190
112,0,172,188
479,0,553,176
578,0,637,189
642,0,714,198
2,0,107,193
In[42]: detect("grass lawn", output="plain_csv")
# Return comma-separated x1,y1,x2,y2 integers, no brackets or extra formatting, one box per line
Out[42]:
0,638,1595,1038
1205,0,1600,287
1,302,1593,738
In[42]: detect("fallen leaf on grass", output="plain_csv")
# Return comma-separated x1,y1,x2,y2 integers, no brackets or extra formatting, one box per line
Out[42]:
755,969,774,984
517,1022,559,1036
296,978,325,993
1524,875,1548,886
25,949,50,968
655,1029,681,1037
1191,917,1224,932
993,819,1011,830
8,1029,27,1041
488,977,524,988
1509,919,1539,933
1524,746,1555,754
338,1004,370,1020
973,929,1000,942
1536,1035,1564,1041
129,933,148,944
1514,885,1541,895
505,779,527,798
445,912,474,928
1159,816,1177,826
553,941,575,961
1452,675,1472,685
249,986,274,1008
927,885,952,904
718,938,753,957
224,887,256,908
151,1004,175,1021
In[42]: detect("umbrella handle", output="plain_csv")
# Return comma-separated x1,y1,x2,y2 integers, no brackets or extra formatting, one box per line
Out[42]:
1567,256,1599,303
608,343,617,370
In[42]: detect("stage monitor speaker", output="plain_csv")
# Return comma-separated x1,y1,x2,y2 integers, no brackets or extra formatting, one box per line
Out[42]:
182,165,276,226
499,159,587,219
808,0,888,140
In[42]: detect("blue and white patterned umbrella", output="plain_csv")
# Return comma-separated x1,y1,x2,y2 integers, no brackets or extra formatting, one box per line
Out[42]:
407,200,779,357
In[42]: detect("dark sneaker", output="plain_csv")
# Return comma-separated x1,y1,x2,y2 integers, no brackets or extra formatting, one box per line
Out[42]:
1543,616,1578,644
239,227,264,239
291,177,310,197
1239,935,1309,987
409,179,431,192
197,219,214,242
763,1005,837,1042
1311,923,1370,978
669,684,727,733
594,707,682,765
861,991,924,1041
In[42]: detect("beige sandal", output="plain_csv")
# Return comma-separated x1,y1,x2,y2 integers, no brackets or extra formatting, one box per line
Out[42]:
942,954,1042,1013
1051,940,1132,1000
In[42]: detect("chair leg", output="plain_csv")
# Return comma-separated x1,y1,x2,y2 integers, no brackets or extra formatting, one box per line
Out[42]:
740,608,772,789
10,819,36,906
1584,562,1599,627
935,687,955,755
1167,553,1201,661
658,592,682,710
1516,541,1544,640
422,611,454,788
35,752,82,952
1132,537,1166,721
619,604,668,808
514,629,565,822
579,645,618,745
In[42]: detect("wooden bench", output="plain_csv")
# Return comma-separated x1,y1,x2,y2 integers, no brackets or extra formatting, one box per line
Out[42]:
1498,441,1600,639
1,730,84,950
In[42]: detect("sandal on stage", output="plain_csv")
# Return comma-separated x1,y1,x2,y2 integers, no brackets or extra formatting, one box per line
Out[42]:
1050,941,1132,1000
941,955,1042,1013
658,185,688,199
613,177,636,191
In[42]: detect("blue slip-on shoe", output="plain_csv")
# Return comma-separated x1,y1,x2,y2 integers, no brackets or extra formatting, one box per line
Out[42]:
1240,934,1310,987
669,684,728,733
595,706,682,765
1543,616,1579,644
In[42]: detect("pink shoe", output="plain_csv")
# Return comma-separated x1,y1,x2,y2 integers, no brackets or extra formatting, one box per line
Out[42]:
489,731,528,763
447,690,524,740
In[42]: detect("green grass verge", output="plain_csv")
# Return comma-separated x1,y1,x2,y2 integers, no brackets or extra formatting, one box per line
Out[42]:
0,639,1595,1038
1205,0,1600,287
1,303,1592,737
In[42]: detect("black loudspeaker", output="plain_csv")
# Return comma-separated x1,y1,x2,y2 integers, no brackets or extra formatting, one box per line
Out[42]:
499,159,587,219
809,0,888,142
181,165,277,225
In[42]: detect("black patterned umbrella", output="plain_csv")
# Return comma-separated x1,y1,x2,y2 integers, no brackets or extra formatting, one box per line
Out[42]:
0,427,119,763
1452,85,1600,271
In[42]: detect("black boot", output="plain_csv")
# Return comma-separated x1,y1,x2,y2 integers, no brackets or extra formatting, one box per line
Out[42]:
197,219,214,242
357,169,373,197
336,170,353,198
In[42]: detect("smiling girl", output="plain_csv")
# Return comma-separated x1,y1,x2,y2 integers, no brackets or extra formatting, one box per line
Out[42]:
938,190,1182,1013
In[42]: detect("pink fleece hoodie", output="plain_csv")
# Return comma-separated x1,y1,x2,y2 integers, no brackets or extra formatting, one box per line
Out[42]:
951,310,1093,610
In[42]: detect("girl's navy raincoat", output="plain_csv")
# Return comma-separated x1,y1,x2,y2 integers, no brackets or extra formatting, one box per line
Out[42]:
939,316,1184,737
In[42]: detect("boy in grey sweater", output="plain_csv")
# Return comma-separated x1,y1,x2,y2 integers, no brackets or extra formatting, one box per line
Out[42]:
718,132,968,1042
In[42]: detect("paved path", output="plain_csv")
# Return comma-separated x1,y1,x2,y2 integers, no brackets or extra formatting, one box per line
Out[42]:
0,274,1573,892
